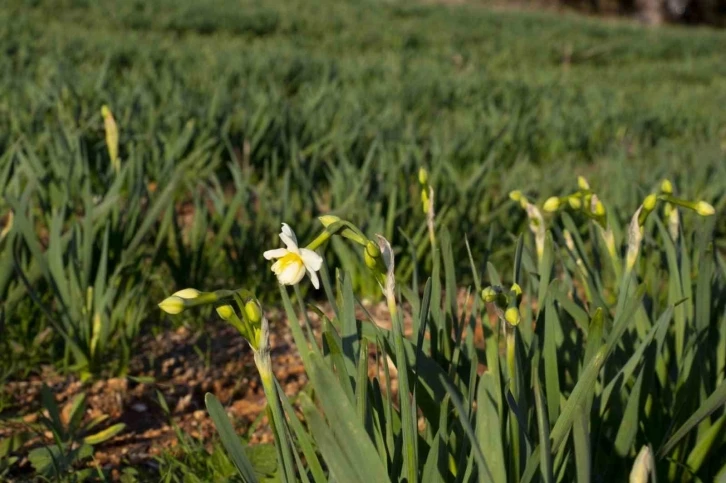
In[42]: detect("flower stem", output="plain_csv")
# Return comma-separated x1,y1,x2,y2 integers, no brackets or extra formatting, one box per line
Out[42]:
506,326,522,481
256,349,296,482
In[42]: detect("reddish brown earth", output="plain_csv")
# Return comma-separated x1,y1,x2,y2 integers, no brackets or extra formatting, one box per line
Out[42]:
0,311,305,479
0,293,492,480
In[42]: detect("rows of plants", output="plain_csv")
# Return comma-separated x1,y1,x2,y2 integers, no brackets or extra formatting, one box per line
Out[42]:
157,171,726,481
1,0,725,479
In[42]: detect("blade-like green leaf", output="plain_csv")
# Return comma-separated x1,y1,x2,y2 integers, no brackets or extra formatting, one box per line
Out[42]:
572,408,590,483
205,393,258,482
520,445,542,483
83,423,126,445
341,274,359,386
533,376,553,483
422,429,448,483
550,342,607,454
40,385,63,437
614,367,644,456
686,414,726,474
477,373,507,483
440,375,494,483
543,293,561,425
601,307,673,414
537,232,554,312
659,380,726,458
300,392,365,483
306,351,389,482
274,380,327,483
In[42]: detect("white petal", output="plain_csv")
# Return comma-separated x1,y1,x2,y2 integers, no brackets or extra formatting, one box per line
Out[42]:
279,223,298,251
281,223,296,240
300,248,323,271
263,248,289,260
307,268,320,289
278,261,306,285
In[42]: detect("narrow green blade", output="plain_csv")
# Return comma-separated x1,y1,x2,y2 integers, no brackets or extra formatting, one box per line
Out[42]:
307,352,389,482
533,375,553,483
477,373,507,483
205,393,258,482
659,380,726,458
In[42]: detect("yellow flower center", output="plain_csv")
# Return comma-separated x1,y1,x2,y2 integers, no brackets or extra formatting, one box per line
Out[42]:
277,252,303,271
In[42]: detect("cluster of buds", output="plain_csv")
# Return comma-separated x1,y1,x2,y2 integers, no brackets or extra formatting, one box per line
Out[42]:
625,179,714,274
216,295,265,352
159,288,266,351
542,176,607,228
481,283,523,327
318,215,392,292
655,179,714,219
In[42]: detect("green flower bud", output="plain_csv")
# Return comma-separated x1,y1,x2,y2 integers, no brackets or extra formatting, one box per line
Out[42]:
643,193,657,212
695,201,715,217
364,240,382,268
159,296,185,315
638,193,658,226
363,250,375,271
173,288,200,299
577,176,590,191
543,197,560,213
481,286,497,303
511,191,532,209
510,283,523,304
504,307,521,326
244,300,263,325
216,304,235,321
421,188,430,214
593,200,606,217
418,167,429,185
215,302,249,340
159,288,217,315
660,179,673,195
568,196,582,210
102,105,119,173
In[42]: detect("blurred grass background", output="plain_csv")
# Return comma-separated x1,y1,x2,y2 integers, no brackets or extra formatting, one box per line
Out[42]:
1,0,725,377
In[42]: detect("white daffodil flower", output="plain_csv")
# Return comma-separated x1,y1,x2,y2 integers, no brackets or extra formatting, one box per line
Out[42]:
263,223,323,289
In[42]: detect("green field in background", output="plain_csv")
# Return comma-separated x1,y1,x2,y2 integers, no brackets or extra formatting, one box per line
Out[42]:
2,0,725,378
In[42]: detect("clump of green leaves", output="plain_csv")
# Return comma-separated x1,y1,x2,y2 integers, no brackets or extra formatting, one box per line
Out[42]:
3,0,726,383
24,385,125,480
170,171,724,482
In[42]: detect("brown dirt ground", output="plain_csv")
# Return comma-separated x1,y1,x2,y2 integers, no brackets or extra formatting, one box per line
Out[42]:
0,292,492,481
